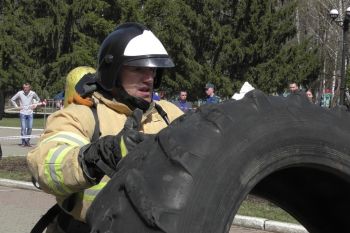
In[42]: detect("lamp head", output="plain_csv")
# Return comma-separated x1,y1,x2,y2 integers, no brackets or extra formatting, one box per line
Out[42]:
330,9,339,19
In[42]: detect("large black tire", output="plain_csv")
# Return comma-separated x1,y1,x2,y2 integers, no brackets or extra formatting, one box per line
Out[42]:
87,90,350,233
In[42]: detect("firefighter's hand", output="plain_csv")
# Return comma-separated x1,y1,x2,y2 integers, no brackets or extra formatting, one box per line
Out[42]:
78,109,145,183
118,108,144,156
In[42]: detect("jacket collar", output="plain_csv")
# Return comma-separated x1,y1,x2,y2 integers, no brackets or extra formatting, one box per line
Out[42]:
93,91,157,123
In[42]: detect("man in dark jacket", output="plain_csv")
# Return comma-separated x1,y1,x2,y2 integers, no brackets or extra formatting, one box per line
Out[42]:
173,90,192,113
204,83,221,104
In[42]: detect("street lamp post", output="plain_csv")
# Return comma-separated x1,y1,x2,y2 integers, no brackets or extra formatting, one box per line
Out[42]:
329,7,350,105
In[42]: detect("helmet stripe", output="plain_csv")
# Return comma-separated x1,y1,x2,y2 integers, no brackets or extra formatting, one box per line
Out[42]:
124,30,168,56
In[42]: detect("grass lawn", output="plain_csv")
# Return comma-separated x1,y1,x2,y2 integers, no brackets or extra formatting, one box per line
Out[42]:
0,117,46,128
0,156,299,224
0,156,32,181
239,196,298,223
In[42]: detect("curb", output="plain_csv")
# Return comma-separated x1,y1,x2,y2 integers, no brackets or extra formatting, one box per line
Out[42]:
0,126,44,131
0,178,40,191
233,215,308,233
0,179,309,233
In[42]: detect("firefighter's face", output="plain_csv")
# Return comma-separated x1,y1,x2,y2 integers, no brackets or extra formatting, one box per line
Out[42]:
120,66,156,103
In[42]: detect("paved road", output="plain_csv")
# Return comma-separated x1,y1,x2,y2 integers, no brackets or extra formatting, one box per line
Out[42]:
0,185,270,233
0,186,55,233
0,127,43,157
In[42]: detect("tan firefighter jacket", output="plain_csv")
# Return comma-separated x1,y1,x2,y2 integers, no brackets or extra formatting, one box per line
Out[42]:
27,92,183,222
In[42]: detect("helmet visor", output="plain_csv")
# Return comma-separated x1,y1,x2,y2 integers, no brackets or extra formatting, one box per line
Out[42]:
124,55,174,68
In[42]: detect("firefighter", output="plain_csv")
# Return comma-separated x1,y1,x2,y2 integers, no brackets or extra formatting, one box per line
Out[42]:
27,22,183,233
63,66,96,108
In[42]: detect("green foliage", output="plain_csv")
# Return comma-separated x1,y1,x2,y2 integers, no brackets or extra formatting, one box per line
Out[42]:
225,0,319,94
0,116,46,128
0,1,37,91
238,195,299,224
0,0,320,100
0,0,114,95
249,39,320,93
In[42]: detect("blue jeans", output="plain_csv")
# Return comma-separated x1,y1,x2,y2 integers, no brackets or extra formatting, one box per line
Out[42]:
20,113,33,145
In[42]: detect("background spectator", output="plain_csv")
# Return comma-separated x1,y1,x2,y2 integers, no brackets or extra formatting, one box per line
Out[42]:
152,91,161,101
159,90,167,100
53,91,64,109
173,90,192,113
10,83,41,147
289,82,299,94
306,89,314,103
204,83,221,104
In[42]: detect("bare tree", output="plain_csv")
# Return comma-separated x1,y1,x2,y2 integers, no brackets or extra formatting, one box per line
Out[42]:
296,0,350,106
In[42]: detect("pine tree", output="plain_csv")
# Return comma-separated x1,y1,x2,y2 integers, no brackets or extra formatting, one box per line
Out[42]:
227,0,320,94
141,0,234,100
0,1,37,92
27,0,116,97
141,0,319,99
0,0,320,100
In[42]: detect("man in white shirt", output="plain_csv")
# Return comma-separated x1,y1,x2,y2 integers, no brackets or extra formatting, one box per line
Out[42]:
10,83,41,147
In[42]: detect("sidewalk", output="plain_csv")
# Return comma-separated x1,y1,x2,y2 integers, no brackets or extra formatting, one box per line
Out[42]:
0,126,43,157
0,178,308,233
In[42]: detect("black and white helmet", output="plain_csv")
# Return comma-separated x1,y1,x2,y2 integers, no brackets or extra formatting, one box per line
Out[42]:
97,22,174,91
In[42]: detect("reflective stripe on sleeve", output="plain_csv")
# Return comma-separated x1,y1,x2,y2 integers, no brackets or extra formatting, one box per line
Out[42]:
78,182,107,202
44,145,75,196
120,136,128,157
42,131,89,146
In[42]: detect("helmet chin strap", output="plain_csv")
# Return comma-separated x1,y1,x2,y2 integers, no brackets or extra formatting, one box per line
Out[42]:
112,86,170,125
113,87,150,112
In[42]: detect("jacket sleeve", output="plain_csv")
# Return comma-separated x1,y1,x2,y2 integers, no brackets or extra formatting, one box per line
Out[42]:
27,104,95,198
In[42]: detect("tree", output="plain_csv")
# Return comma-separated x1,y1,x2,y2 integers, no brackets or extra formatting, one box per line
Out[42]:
0,0,322,101
225,0,320,94
142,0,320,99
1,0,121,97
296,0,350,106
27,0,116,97
0,1,36,93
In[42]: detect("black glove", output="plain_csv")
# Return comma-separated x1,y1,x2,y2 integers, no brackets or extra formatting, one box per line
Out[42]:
79,108,144,183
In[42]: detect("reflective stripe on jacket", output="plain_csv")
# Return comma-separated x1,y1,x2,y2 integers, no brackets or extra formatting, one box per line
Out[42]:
27,92,183,221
